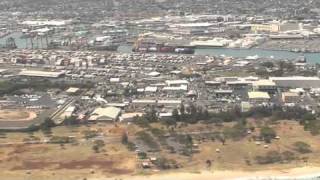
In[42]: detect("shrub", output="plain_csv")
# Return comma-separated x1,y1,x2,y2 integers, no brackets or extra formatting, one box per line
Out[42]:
281,151,296,162
260,126,276,143
50,136,74,144
293,141,312,154
255,151,281,164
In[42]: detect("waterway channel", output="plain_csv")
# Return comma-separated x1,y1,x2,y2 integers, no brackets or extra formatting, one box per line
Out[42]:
1,32,320,64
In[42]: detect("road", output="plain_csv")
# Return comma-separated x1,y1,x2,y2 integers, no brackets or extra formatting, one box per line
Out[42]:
50,97,75,125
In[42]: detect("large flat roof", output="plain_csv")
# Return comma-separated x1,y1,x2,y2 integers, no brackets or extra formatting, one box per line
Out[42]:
253,80,276,86
165,80,189,85
269,76,320,88
90,106,121,120
18,70,65,78
270,76,320,81
0,69,8,73
248,91,270,99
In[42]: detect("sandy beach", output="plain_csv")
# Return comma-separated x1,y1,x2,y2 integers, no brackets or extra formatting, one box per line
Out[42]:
91,167,320,180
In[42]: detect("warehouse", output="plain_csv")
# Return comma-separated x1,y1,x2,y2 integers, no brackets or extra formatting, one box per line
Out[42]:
281,92,300,103
248,91,270,103
252,80,277,93
269,76,320,88
165,80,189,87
18,70,65,78
89,106,121,122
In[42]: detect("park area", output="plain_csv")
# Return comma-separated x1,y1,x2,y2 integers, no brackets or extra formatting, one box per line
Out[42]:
0,118,320,180
0,124,137,180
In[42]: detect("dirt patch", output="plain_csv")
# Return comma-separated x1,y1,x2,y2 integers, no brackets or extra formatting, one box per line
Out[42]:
8,145,49,156
10,157,134,175
11,161,57,170
0,109,37,121
8,145,28,155
109,126,125,135
57,157,114,169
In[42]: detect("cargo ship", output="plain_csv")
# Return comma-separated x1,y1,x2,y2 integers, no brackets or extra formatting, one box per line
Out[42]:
88,36,119,51
133,42,194,54
132,36,195,54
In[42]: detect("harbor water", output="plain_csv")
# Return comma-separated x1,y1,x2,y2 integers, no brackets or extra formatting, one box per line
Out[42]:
1,33,320,64
119,45,320,64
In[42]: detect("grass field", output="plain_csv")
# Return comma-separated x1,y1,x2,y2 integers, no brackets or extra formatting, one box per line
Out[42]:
0,124,137,180
160,120,320,172
0,121,320,179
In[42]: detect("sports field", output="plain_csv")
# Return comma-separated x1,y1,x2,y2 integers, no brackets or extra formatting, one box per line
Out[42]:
0,109,37,121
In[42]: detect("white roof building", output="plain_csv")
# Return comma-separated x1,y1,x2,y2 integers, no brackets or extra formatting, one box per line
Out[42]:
120,112,143,122
162,85,188,91
269,76,320,88
18,70,65,78
165,80,189,86
21,20,71,26
148,71,161,77
110,78,120,83
248,91,270,100
145,86,158,92
89,107,121,121
66,87,80,94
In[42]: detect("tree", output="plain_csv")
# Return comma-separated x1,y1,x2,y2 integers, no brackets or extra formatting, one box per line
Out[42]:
293,141,312,154
154,157,178,169
223,122,247,141
282,151,295,162
261,62,274,68
206,160,212,168
50,136,74,144
172,108,180,122
92,144,100,153
260,126,276,143
189,104,197,118
203,109,210,120
92,140,105,153
145,106,158,122
255,150,282,164
63,116,79,126
186,135,193,148
266,150,282,163
136,131,160,150
137,152,147,159
180,103,185,117
82,130,98,139
255,68,269,77
40,118,55,131
133,116,150,128
121,132,128,145
40,118,55,137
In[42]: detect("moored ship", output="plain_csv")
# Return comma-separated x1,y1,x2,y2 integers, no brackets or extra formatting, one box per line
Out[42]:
88,36,119,51
132,35,195,54
133,42,195,54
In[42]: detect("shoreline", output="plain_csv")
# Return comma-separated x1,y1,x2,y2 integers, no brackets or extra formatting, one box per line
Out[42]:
92,166,320,180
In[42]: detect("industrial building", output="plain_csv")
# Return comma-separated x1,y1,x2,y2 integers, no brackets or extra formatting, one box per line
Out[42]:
270,76,320,88
18,70,65,78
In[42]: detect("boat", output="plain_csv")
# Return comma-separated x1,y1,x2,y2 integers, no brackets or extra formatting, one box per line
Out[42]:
88,36,119,51
132,42,195,54
296,55,307,63
190,39,230,48
245,55,259,60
